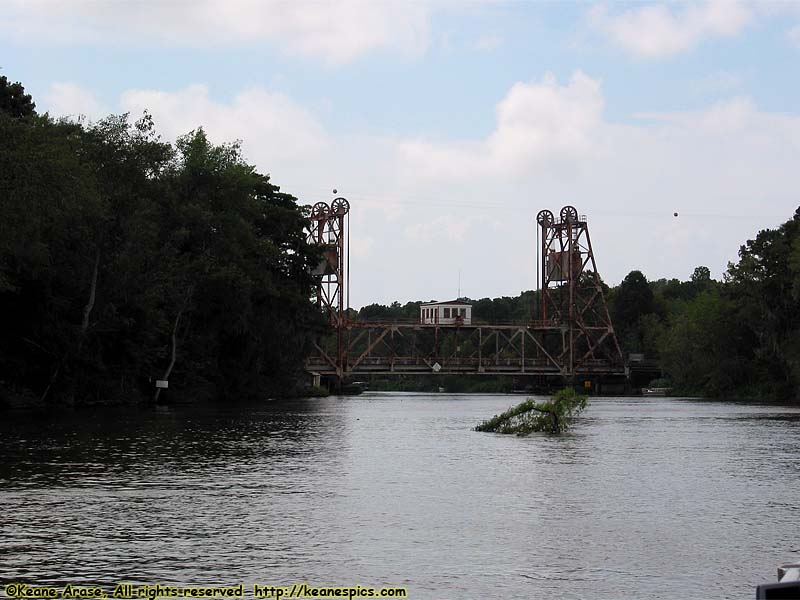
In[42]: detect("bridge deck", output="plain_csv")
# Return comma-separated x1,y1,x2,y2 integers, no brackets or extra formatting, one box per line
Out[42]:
307,321,632,378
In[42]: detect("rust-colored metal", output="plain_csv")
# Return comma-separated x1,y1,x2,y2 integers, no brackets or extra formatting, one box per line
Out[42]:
536,205,623,377
306,197,350,378
307,322,623,377
306,202,624,382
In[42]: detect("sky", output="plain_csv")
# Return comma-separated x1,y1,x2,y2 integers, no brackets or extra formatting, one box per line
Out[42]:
3,0,800,308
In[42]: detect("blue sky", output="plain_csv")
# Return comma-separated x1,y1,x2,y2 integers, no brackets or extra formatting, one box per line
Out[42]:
3,1,800,307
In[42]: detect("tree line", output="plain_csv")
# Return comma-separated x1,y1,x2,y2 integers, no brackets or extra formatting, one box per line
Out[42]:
3,74,798,404
609,212,800,401
0,77,325,406
356,212,800,402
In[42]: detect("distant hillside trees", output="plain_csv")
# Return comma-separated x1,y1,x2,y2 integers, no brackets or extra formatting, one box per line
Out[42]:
357,210,800,402
603,213,800,400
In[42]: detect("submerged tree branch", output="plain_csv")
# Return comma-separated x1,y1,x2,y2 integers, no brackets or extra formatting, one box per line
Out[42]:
475,389,588,435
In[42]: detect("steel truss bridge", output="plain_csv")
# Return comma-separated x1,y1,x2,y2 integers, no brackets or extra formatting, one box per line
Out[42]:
307,320,625,379
305,200,649,384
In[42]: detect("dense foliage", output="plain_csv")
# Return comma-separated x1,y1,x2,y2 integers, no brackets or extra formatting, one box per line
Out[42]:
602,216,800,400
475,389,588,434
0,79,324,405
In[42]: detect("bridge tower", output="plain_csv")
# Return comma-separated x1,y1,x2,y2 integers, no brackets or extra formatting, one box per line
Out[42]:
307,198,350,378
304,202,627,383
537,205,623,377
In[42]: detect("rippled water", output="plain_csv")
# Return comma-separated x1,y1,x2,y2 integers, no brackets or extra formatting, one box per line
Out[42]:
1,394,799,599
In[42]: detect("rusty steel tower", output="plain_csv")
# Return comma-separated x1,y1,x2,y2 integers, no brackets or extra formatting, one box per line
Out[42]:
305,201,629,384
536,205,623,376
307,198,350,377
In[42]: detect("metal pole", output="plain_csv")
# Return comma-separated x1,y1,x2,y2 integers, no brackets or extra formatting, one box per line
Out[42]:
536,223,539,321
568,221,574,376
541,222,547,321
478,327,482,371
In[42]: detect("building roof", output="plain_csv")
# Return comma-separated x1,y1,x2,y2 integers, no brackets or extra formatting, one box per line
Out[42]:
420,300,472,306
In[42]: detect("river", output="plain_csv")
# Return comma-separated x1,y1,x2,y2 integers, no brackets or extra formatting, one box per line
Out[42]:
1,393,798,599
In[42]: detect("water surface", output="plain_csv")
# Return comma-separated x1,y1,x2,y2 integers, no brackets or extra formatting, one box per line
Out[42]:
1,394,798,599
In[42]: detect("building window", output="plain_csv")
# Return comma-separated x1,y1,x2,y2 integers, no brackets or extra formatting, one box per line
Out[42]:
444,308,450,318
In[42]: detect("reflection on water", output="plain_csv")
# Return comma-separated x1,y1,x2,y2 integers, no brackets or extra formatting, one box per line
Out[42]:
1,395,799,599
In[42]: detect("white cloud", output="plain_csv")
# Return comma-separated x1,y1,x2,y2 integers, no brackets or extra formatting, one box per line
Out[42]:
2,0,431,65
120,84,330,163
694,70,744,95
406,216,474,243
36,77,800,307
389,77,800,302
636,96,758,133
588,1,752,58
41,81,333,206
473,33,504,51
349,236,375,259
399,71,604,179
788,24,800,47
43,82,106,120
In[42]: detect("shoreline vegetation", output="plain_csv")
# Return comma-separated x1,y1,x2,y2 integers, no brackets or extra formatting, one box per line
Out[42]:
2,76,800,408
346,216,800,403
1,77,325,408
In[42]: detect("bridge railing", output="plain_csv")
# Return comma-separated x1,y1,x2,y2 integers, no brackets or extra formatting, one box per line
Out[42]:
307,355,625,374
342,318,563,328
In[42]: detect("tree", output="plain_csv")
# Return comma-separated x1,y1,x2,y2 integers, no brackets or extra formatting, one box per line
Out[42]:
359,303,393,320
685,265,714,299
724,208,800,398
612,271,655,323
610,270,656,353
0,76,36,118
659,289,753,396
0,112,97,400
691,265,711,283
1,80,325,405
153,128,324,400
